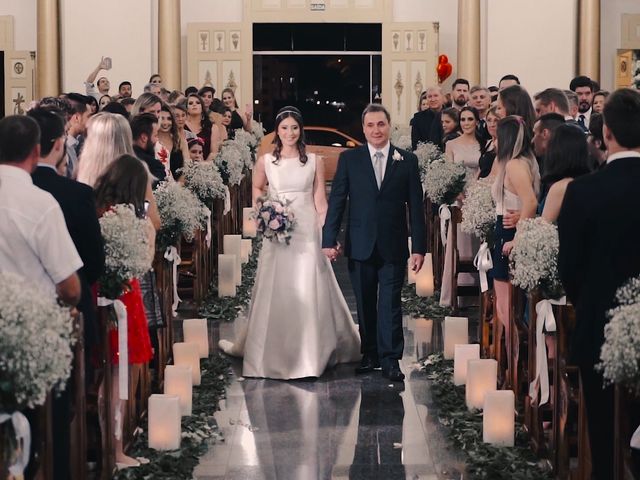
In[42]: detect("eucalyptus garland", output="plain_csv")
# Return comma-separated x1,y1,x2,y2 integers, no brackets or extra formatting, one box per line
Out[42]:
421,354,552,480
401,284,452,320
198,240,261,321
113,355,231,480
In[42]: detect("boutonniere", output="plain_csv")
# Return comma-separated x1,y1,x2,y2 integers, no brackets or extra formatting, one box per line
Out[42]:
392,151,403,162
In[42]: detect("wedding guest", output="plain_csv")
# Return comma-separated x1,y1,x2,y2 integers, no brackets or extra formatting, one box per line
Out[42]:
84,57,111,100
157,104,185,180
569,75,593,128
592,90,609,114
120,97,135,115
533,88,570,119
143,83,162,97
118,81,132,99
101,101,129,119
184,93,214,160
86,95,99,116
490,115,540,388
221,87,252,132
198,85,222,112
416,90,429,111
531,112,565,173
450,78,470,111
130,113,166,182
478,106,499,178
184,85,198,96
558,88,640,480
498,74,520,90
98,94,112,111
149,73,162,86
496,85,536,133
564,90,580,120
131,92,161,118
440,107,460,150
587,113,607,166
187,137,205,162
488,85,499,104
65,93,92,178
470,85,492,141
167,90,185,105
410,86,444,149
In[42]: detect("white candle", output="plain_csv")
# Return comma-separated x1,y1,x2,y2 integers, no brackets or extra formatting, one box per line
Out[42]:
415,253,434,296
466,359,498,410
164,365,193,416
242,207,257,238
218,254,236,297
443,316,468,360
183,318,209,358
173,342,201,386
241,239,252,264
148,394,181,450
483,390,515,446
224,234,242,286
453,344,480,386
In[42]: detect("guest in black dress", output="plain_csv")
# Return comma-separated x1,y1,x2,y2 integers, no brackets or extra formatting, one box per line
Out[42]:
221,87,252,134
478,106,499,178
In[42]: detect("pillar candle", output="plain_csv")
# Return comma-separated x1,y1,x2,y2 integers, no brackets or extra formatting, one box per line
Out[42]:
241,239,252,264
415,253,434,296
223,234,242,286
164,365,193,416
173,342,201,386
148,394,181,450
183,318,209,358
465,359,498,410
413,317,433,358
443,316,468,359
218,254,236,297
453,343,480,386
242,207,257,238
483,390,515,446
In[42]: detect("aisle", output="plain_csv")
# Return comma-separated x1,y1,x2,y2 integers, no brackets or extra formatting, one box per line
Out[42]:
193,253,472,480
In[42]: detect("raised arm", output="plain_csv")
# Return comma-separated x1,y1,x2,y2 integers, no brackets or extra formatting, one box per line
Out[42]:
313,155,328,227
252,155,268,206
86,57,109,85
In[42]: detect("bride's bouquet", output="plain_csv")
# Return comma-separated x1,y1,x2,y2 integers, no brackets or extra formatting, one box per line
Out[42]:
255,196,296,245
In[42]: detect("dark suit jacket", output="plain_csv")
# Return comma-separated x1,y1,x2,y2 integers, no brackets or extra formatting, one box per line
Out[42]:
558,156,640,367
410,109,438,150
322,144,427,263
32,166,105,348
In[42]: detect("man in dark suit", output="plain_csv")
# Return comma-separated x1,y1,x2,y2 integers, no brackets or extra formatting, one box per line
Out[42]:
410,86,444,149
28,107,105,480
558,88,640,480
322,103,427,382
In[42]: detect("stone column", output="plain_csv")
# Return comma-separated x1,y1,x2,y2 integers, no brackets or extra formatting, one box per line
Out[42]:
577,0,600,82
457,0,481,84
37,0,60,97
158,0,182,90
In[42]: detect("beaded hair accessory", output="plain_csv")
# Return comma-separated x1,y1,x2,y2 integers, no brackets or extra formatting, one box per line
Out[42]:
275,107,301,120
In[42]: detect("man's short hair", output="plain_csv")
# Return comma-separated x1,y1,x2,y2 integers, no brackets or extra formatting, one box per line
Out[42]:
119,81,132,91
569,75,593,92
27,108,66,157
499,74,520,85
184,86,198,96
102,102,129,119
452,78,470,89
120,97,136,107
564,90,579,108
536,112,565,133
361,103,391,124
0,115,41,164
130,113,158,141
39,96,73,122
469,85,489,95
534,88,569,115
602,88,640,149
66,92,90,114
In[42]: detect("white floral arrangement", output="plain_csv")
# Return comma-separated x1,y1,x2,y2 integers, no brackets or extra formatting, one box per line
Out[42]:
233,128,259,154
598,275,640,394
251,120,265,142
509,217,564,298
0,272,74,409
423,160,468,205
153,181,210,250
180,159,227,204
460,178,496,243
391,124,412,151
414,141,445,183
216,140,248,185
99,204,152,299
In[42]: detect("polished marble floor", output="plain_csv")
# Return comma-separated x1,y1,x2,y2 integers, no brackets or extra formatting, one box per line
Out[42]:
193,254,477,480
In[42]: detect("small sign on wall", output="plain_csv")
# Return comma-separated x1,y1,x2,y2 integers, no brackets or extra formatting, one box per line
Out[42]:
310,2,326,10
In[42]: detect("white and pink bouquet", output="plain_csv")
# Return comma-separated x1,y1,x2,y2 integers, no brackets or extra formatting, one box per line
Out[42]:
255,196,296,245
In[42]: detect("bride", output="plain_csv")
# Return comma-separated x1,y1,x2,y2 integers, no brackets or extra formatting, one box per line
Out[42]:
219,106,361,379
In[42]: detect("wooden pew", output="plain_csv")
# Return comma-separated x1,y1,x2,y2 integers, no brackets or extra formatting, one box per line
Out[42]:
96,305,115,480
509,285,528,405
614,385,640,480
448,206,480,312
69,314,87,480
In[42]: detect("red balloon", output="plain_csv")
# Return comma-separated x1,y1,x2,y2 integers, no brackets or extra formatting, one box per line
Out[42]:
438,54,449,65
437,62,452,83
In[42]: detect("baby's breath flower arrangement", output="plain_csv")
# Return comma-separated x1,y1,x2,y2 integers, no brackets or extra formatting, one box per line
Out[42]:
251,120,265,143
597,275,640,395
460,178,495,243
180,160,227,204
423,160,467,205
216,140,248,185
391,124,412,151
509,217,563,298
0,272,74,410
99,204,152,299
153,181,210,251
414,141,445,183
233,128,259,154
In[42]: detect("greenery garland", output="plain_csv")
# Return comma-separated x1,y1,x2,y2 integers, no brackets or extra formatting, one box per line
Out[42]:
401,284,452,320
421,353,552,480
113,355,231,480
198,240,261,321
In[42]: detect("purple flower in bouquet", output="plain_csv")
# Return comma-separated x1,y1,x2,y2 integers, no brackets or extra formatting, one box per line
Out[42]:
254,195,296,245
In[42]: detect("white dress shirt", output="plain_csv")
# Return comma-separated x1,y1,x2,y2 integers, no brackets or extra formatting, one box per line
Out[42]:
606,151,640,164
367,142,391,183
0,164,83,298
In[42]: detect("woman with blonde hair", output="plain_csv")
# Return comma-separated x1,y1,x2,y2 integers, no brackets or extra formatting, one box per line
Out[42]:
130,92,162,118
221,87,252,132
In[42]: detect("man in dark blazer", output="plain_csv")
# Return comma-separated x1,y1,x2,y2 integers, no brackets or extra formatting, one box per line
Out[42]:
558,88,640,480
322,103,427,382
410,86,444,150
28,107,105,480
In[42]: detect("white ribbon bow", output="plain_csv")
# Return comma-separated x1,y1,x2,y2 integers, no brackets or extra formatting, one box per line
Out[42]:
529,296,566,406
97,297,128,401
0,412,31,476
439,204,451,247
205,208,212,248
164,246,182,317
474,242,493,292
223,186,231,215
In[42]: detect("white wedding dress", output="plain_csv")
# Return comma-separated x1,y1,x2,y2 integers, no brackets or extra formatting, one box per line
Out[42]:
219,152,361,379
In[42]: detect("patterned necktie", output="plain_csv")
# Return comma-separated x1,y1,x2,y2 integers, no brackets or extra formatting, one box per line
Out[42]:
578,114,586,128
374,151,384,188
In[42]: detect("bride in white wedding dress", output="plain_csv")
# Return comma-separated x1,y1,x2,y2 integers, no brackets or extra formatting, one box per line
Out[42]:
219,106,361,379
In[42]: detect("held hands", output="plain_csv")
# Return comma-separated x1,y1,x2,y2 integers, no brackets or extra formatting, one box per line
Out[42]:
409,254,425,272
322,243,343,262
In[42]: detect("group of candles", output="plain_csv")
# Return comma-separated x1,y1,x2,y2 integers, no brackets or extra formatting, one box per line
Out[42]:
218,208,257,297
148,318,209,450
444,316,515,447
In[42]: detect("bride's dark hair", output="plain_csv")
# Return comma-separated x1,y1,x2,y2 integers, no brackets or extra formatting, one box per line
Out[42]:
271,106,308,165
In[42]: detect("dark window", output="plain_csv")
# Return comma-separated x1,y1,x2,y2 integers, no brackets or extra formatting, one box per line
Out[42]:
253,24,381,52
